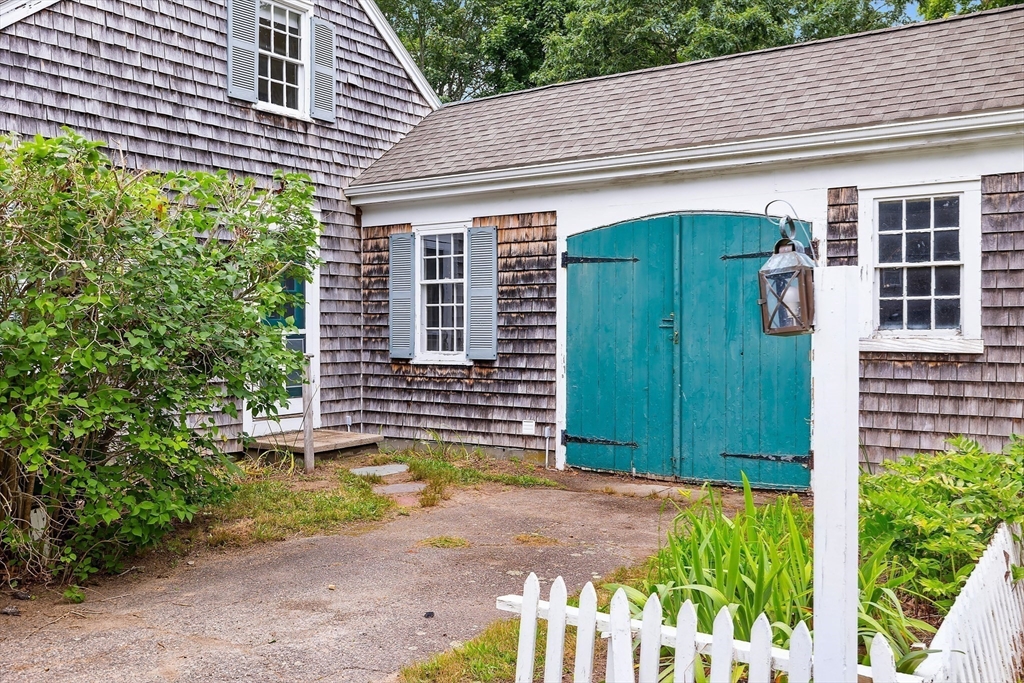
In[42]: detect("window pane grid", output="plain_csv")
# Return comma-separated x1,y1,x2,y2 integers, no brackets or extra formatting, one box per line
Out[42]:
876,196,961,332
422,233,465,353
258,1,302,109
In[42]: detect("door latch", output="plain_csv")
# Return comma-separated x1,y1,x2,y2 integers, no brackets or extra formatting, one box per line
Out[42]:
659,313,674,329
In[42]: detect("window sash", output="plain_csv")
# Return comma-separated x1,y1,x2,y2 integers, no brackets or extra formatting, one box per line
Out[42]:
419,231,466,355
873,195,962,334
257,0,305,110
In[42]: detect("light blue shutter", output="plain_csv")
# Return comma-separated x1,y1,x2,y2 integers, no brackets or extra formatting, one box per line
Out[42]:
309,18,336,122
227,0,259,102
389,232,415,359
466,226,498,360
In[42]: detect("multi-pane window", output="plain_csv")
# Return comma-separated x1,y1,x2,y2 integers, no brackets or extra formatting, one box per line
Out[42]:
258,2,303,110
876,196,961,331
422,233,465,353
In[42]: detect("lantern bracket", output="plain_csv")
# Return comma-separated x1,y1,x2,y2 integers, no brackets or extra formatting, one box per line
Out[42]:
764,199,819,262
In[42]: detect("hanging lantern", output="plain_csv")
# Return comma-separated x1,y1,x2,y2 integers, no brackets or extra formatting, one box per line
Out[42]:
758,217,815,336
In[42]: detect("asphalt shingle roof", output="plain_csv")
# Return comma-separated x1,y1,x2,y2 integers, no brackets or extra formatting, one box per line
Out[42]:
351,7,1024,188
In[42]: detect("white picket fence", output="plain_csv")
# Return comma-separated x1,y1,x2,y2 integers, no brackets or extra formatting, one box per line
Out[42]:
914,523,1024,683
497,573,919,683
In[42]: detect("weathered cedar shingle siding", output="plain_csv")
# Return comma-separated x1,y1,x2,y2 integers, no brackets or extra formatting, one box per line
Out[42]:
827,187,858,266
0,0,433,443
859,172,1024,463
361,213,557,449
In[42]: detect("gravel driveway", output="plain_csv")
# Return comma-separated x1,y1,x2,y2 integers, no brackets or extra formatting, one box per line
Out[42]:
0,482,676,682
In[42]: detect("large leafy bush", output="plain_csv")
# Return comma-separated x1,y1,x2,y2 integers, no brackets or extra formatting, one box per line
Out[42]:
0,131,319,580
860,436,1024,610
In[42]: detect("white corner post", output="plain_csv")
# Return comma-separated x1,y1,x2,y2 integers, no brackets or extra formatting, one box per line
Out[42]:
811,265,860,681
302,354,315,474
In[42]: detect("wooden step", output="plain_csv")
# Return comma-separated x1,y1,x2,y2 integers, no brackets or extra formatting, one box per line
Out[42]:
249,429,383,455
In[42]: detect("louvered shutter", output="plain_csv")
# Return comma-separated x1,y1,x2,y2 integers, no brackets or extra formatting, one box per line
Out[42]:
309,18,336,122
466,226,498,360
227,0,259,102
389,232,415,359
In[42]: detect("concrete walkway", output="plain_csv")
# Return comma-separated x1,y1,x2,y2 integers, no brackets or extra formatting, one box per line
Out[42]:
0,484,676,683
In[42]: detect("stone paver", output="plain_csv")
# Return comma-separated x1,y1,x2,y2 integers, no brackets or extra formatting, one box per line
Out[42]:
351,464,409,477
373,481,427,495
0,485,673,683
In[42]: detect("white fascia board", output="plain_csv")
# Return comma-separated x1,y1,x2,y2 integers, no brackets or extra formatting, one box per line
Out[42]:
0,0,62,29
355,0,441,111
347,109,1024,205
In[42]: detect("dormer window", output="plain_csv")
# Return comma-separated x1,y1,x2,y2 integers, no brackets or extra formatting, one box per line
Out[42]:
258,2,305,110
227,0,337,122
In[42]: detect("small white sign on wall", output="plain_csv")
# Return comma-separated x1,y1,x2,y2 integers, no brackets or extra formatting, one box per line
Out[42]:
522,420,536,435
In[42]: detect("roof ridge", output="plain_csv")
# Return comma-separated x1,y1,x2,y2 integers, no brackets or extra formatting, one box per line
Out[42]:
438,5,1024,111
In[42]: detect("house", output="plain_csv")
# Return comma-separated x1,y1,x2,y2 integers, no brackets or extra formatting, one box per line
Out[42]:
0,0,439,444
346,7,1024,488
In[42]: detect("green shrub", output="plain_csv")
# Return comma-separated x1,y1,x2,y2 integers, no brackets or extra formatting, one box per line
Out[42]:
860,436,1024,610
0,131,319,580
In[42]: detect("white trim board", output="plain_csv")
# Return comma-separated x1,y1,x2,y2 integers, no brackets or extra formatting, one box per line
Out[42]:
355,0,441,110
0,0,61,29
347,109,1024,205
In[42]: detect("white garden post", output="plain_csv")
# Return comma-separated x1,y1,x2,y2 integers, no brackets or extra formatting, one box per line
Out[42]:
810,265,860,681
302,354,315,474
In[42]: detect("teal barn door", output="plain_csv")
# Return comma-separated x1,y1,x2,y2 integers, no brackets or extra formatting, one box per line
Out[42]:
564,216,677,477
565,213,811,490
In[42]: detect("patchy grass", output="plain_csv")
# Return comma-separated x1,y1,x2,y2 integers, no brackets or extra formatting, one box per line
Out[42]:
417,535,470,549
161,458,393,553
513,533,560,546
379,434,561,506
401,618,522,683
207,472,392,545
400,561,654,683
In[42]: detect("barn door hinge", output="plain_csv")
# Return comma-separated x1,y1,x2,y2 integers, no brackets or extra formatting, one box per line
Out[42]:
562,430,639,448
720,250,773,261
561,252,639,267
721,452,812,468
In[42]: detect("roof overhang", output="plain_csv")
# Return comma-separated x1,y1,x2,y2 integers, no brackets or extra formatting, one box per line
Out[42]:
347,108,1024,206
0,0,61,30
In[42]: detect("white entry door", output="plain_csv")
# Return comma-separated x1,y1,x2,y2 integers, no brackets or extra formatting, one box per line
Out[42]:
243,270,320,437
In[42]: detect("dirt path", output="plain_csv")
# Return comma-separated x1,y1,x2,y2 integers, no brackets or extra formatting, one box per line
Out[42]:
0,481,688,682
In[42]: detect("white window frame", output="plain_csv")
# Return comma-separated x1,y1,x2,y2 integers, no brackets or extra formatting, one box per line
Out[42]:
253,0,314,120
411,222,473,366
858,180,983,354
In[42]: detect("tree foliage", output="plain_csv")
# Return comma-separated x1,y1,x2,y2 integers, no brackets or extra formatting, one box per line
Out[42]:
535,0,901,84
376,0,495,100
916,0,1020,19
380,0,1020,100
0,131,319,580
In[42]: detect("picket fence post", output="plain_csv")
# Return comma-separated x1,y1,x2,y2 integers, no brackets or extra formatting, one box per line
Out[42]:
673,600,698,683
514,572,540,683
870,634,898,683
544,576,568,683
608,588,634,682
